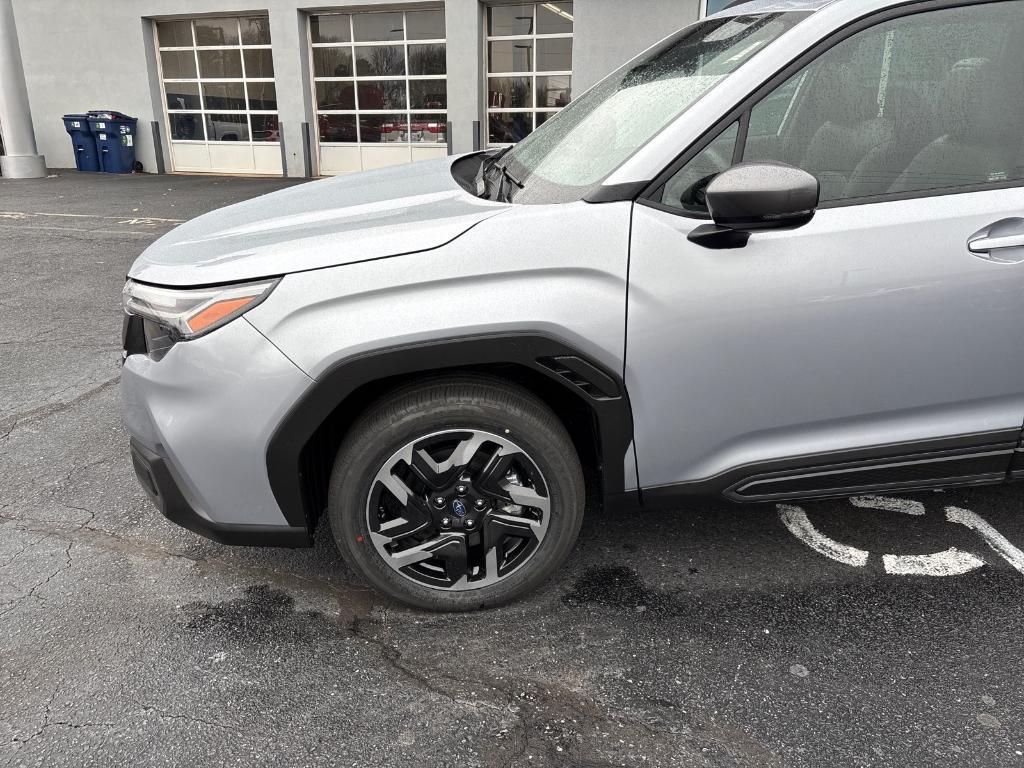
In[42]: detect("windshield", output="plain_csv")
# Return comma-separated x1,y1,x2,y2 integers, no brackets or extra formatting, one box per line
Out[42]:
493,12,808,204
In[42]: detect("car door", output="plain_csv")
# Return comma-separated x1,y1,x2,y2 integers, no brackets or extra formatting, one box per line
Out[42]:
626,1,1024,503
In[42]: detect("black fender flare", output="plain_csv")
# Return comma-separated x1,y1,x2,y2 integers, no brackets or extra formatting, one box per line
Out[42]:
265,333,636,529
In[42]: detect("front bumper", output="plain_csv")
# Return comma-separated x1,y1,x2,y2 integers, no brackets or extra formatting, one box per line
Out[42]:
130,439,310,547
121,315,315,545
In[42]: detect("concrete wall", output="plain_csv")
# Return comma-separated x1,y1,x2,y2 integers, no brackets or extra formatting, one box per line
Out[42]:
572,0,700,95
11,0,700,175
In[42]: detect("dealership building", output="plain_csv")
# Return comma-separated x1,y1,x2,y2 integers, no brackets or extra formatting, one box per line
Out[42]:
1,0,729,178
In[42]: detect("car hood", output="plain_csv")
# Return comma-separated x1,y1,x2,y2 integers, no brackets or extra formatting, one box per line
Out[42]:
128,155,506,286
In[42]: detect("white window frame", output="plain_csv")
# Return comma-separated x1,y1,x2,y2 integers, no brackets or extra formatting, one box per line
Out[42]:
307,9,449,147
484,2,574,146
155,16,279,147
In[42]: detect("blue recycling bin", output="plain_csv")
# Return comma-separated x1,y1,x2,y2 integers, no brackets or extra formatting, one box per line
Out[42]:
61,114,99,172
87,110,138,173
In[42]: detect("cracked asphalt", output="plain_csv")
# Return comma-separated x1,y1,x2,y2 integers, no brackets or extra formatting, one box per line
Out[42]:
3,170,1024,768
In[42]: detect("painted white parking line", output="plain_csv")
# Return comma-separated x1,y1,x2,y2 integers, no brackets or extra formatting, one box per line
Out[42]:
946,506,1024,575
882,548,985,576
850,495,925,515
0,210,184,224
778,504,869,567
780,496,1024,579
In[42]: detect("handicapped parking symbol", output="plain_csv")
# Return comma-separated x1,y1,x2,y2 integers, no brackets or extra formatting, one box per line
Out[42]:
779,495,1024,577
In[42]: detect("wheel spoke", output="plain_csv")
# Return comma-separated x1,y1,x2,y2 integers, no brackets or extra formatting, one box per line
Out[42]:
414,433,491,486
369,511,430,546
431,534,470,584
502,482,551,515
377,467,417,507
486,513,542,546
475,449,518,497
384,532,466,570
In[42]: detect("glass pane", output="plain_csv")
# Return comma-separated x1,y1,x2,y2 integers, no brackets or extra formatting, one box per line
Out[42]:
198,49,243,78
488,40,532,73
705,0,734,14
661,122,739,212
537,2,573,34
316,81,356,111
407,114,448,144
535,111,553,129
744,4,1022,202
313,47,353,78
536,75,571,108
250,114,279,142
353,12,404,42
489,112,532,143
359,113,408,143
488,4,533,36
243,49,275,78
202,81,246,110
746,75,801,138
240,17,271,45
408,43,446,75
355,45,405,76
194,18,239,46
406,10,445,40
500,12,805,196
357,80,407,110
536,38,572,71
160,50,197,79
247,82,277,111
165,82,200,110
169,113,205,140
319,114,358,142
488,77,531,108
206,113,249,141
157,20,192,48
311,15,351,44
410,80,447,109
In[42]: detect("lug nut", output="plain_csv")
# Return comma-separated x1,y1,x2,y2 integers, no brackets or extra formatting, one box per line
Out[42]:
465,518,476,529
433,495,446,508
440,517,451,528
456,483,468,496
473,498,487,511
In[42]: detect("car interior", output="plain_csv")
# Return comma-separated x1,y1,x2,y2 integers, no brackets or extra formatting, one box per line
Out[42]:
662,4,1024,213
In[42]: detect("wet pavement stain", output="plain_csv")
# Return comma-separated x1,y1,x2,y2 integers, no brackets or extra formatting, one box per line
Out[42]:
562,566,666,610
182,584,337,643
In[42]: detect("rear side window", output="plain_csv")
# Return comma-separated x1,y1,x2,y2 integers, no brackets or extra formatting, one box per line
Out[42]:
659,1,1024,213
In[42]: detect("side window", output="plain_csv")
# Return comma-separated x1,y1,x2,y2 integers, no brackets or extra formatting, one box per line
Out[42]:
659,122,738,213
745,2,1023,203
658,1,1023,215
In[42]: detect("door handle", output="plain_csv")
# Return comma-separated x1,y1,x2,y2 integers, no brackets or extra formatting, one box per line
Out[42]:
968,217,1024,263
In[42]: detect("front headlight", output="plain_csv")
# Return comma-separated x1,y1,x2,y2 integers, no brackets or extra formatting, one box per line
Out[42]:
121,278,279,340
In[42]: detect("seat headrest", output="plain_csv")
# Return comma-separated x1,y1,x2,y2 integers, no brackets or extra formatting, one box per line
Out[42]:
939,58,1012,145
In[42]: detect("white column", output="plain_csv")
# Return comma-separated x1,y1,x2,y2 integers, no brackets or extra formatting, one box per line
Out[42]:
0,0,45,178
269,8,314,177
445,0,484,154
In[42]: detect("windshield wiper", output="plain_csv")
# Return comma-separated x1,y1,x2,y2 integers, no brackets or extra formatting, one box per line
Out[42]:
495,163,524,203
482,145,511,175
479,147,518,201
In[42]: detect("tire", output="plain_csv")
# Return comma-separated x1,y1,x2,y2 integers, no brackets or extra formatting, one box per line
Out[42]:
327,374,585,611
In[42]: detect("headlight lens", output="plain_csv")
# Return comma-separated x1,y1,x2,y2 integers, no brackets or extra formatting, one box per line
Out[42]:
121,278,279,340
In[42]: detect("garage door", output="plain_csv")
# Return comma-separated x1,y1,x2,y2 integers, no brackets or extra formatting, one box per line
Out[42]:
155,16,282,175
308,9,449,175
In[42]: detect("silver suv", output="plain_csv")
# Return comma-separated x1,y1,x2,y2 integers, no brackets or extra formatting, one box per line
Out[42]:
122,0,1024,610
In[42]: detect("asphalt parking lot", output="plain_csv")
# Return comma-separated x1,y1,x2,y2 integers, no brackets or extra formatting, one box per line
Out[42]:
3,170,1024,768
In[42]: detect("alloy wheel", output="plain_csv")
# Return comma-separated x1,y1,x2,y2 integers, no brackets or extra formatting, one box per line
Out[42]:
365,429,551,591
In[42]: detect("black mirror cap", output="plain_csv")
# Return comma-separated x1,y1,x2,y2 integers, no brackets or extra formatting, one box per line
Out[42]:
706,161,820,232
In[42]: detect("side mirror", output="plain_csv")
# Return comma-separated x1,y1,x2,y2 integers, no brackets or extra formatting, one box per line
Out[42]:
687,162,820,250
